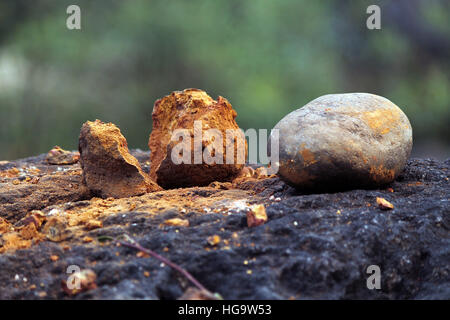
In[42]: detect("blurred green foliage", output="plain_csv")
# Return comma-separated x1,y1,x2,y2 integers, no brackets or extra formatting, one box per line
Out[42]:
0,0,449,160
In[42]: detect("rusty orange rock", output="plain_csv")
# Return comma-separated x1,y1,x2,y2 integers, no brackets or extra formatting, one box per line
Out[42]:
162,218,189,227
18,210,46,230
79,120,161,198
149,89,247,188
376,197,394,210
18,223,40,240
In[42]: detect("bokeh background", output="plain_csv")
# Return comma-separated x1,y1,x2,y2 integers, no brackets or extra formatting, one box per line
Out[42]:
0,0,449,160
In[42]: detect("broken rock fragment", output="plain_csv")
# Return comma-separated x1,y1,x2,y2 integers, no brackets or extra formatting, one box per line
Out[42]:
42,217,70,242
149,89,247,188
246,204,268,227
45,146,80,165
79,120,160,198
0,217,11,234
0,171,90,223
376,197,394,210
62,269,97,296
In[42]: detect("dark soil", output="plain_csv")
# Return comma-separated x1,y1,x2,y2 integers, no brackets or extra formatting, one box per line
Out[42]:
0,151,448,299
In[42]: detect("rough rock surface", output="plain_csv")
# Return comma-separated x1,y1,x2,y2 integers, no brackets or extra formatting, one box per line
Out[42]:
79,120,160,198
271,93,413,191
0,151,448,299
149,89,247,188
0,154,91,223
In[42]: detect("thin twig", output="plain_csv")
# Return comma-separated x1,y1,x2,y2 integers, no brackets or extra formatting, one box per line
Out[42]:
118,235,208,293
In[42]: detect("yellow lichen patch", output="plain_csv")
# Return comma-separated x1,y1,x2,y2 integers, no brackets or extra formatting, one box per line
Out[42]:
299,148,318,167
361,109,400,135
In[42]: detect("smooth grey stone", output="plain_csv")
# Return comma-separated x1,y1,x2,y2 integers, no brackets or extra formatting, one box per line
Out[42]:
270,93,413,191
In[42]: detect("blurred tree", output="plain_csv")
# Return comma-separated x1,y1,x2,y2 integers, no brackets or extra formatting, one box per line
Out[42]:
0,0,448,160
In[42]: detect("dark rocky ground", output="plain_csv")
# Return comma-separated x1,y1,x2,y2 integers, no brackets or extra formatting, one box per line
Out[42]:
0,151,448,299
